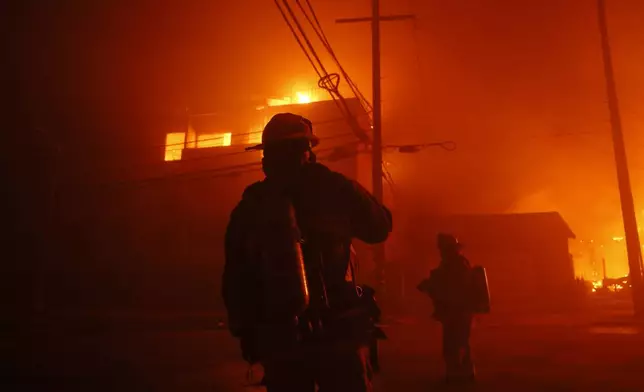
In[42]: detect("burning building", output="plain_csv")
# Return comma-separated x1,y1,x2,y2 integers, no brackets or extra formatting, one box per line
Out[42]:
105,96,373,312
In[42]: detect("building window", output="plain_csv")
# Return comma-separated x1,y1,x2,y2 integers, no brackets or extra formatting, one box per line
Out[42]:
197,132,232,148
247,130,262,145
165,133,185,161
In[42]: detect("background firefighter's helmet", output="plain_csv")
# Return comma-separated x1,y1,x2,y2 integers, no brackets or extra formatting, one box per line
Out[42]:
246,113,320,151
437,233,462,251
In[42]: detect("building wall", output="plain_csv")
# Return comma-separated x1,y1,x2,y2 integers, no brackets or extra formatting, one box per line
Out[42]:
40,99,373,314
109,102,367,312
397,214,578,314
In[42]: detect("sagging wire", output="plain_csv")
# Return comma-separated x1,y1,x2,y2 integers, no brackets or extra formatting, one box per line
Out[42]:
86,139,456,195
64,115,371,181
274,0,371,144
273,0,324,80
382,163,398,204
297,0,373,116
68,132,361,186
162,111,370,150
384,140,457,153
92,142,364,190
380,140,457,202
274,0,342,112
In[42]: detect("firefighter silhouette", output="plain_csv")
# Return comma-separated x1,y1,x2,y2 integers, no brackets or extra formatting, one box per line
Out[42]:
222,113,392,392
422,233,478,383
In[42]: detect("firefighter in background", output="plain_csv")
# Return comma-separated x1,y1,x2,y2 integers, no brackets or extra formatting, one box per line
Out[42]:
425,233,477,382
222,113,392,392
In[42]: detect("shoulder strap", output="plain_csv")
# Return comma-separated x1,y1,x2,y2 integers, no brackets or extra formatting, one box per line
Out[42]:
349,244,358,289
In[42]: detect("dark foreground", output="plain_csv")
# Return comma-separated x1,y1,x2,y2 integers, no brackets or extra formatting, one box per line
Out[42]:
7,302,644,392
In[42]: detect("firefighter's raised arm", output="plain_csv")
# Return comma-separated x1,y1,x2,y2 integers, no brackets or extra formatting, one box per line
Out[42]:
337,174,392,244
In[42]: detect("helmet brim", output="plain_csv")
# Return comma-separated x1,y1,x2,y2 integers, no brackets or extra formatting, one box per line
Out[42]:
245,135,320,151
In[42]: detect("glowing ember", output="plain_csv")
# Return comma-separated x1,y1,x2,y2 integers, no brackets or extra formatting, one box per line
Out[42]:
591,277,631,293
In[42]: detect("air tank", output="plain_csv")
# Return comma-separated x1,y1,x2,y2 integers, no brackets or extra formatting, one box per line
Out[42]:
255,195,310,322
471,265,491,314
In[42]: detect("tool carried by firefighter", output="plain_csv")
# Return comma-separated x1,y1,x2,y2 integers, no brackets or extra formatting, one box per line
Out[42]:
470,265,491,314
251,191,311,337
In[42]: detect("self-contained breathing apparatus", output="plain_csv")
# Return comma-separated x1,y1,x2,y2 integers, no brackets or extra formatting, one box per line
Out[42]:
253,195,312,323
247,187,331,355
247,192,379,362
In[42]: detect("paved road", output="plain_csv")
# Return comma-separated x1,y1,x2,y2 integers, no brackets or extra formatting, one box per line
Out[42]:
7,309,644,391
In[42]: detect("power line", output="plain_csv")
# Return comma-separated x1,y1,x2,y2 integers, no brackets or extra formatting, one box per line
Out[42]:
297,0,373,114
89,142,361,189
75,131,366,180
274,0,325,79
162,111,370,149
274,1,371,144
44,112,369,161
90,139,454,190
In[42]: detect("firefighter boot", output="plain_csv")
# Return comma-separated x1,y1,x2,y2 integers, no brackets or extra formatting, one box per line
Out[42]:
444,358,461,384
460,361,476,383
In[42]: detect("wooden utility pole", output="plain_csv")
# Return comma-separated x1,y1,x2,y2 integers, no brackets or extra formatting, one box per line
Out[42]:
602,257,608,280
336,2,414,298
597,0,644,316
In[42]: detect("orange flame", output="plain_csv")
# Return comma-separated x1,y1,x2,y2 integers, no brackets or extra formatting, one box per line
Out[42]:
164,132,232,161
197,133,232,148
263,90,323,108
165,133,185,161
164,88,327,161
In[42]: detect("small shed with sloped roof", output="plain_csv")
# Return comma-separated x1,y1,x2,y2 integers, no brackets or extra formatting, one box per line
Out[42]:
402,212,578,312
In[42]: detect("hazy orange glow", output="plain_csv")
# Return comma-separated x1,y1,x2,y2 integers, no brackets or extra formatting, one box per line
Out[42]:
263,89,325,108
247,130,262,145
247,114,268,146
164,89,329,161
295,91,312,104
246,89,326,145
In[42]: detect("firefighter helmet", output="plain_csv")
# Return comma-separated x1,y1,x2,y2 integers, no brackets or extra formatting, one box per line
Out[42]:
437,233,462,250
246,113,320,151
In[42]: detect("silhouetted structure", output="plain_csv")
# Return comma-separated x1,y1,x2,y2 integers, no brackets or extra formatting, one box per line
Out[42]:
62,98,372,314
405,212,577,313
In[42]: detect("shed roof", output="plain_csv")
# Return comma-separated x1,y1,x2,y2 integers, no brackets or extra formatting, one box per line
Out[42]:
413,211,576,242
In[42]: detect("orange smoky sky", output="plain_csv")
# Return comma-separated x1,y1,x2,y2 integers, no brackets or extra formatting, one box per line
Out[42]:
13,0,644,270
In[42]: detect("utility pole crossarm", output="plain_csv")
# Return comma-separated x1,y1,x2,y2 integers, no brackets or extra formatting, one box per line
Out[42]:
335,14,415,24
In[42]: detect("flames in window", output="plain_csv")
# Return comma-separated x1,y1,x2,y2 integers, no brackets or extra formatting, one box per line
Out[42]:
164,132,232,162
257,89,323,110
165,133,185,161
197,133,232,148
164,89,327,161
